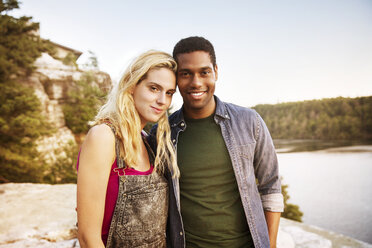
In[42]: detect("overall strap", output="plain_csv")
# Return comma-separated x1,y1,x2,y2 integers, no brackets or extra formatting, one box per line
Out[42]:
104,122,125,169
115,137,125,169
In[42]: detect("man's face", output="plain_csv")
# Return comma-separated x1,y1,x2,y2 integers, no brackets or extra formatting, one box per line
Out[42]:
176,51,218,118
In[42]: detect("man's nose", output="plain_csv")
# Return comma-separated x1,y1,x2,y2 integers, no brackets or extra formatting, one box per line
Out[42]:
190,75,202,87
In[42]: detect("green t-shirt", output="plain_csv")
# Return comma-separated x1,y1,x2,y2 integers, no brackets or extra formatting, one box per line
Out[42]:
177,114,253,248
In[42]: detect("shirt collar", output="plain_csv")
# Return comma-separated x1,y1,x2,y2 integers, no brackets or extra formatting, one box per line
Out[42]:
170,95,230,128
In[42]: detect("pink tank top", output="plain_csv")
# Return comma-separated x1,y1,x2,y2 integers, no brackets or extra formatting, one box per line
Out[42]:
76,154,153,246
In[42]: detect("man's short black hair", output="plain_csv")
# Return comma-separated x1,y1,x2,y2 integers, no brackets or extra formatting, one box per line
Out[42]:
173,36,216,67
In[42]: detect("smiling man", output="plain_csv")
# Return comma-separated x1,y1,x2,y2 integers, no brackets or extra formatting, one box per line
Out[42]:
150,36,283,248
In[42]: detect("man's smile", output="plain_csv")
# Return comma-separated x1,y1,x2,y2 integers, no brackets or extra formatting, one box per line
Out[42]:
188,91,207,99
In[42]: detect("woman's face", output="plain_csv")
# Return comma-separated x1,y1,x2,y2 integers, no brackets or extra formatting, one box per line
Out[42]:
133,67,176,128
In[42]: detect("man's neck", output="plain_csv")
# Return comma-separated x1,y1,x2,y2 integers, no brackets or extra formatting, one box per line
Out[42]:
183,99,216,119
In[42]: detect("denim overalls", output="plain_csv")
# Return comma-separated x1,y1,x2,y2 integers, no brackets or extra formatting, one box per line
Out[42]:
106,126,169,248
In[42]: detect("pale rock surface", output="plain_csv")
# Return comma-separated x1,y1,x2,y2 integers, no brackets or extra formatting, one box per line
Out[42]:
36,127,76,162
34,53,81,81
17,52,112,164
1,183,371,248
0,183,78,247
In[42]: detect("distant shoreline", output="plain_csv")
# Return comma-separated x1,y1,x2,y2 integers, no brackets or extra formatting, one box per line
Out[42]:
274,139,372,153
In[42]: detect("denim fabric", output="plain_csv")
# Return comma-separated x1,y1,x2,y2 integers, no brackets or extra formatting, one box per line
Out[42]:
106,172,168,248
106,126,168,248
148,96,284,248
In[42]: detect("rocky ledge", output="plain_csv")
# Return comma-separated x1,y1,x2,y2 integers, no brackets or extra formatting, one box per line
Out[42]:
19,53,112,163
0,183,371,248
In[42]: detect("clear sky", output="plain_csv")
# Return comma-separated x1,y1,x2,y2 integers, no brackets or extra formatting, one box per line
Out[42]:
12,0,372,109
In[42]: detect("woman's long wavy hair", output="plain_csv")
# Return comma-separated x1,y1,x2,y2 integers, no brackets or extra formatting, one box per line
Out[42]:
93,50,179,177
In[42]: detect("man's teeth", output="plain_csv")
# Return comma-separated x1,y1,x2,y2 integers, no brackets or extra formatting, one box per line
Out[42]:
191,92,203,96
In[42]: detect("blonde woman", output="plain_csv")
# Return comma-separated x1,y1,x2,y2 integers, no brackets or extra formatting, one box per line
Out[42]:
76,50,179,248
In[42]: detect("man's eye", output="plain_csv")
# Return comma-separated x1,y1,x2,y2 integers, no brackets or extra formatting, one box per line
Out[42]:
179,72,190,77
151,86,159,91
201,71,210,75
166,91,174,96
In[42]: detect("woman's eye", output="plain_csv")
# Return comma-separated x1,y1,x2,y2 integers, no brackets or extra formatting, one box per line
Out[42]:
151,86,159,91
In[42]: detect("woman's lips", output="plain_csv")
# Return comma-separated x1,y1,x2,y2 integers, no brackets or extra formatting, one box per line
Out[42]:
151,106,163,114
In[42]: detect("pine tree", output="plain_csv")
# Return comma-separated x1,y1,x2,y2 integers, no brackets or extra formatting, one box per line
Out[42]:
0,0,51,182
281,182,303,222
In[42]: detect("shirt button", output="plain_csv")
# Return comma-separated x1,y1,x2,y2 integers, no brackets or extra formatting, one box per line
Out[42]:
172,139,176,143
180,231,183,236
180,122,185,127
225,114,228,118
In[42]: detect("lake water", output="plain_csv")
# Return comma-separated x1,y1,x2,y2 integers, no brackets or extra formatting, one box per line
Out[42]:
277,141,372,244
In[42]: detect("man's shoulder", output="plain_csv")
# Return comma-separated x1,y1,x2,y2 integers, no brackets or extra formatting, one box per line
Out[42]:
222,100,258,118
216,98,263,131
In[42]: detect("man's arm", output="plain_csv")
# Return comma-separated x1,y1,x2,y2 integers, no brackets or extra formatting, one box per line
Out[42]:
264,211,281,248
253,111,283,247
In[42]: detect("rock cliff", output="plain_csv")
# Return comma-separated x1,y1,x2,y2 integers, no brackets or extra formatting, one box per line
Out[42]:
20,53,111,162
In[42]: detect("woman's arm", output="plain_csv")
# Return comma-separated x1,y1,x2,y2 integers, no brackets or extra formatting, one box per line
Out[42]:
77,124,115,248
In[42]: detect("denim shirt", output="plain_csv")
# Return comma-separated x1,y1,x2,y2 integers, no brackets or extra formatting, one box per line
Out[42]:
149,96,284,248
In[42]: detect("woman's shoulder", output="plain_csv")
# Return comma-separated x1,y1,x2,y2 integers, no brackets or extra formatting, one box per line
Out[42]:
84,124,116,148
89,123,114,132
80,124,116,166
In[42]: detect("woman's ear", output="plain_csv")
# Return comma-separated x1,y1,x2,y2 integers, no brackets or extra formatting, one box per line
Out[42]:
129,85,135,95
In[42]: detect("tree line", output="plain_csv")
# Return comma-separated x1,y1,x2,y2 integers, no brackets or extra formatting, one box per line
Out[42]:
253,96,372,140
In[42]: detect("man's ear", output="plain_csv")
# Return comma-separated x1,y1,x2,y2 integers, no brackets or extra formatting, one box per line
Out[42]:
214,64,218,81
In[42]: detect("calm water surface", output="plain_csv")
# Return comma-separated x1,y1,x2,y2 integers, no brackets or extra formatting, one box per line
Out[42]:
277,143,372,244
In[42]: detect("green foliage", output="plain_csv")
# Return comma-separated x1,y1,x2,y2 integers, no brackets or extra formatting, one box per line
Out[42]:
0,4,46,80
0,1,106,183
0,0,53,183
63,72,107,134
0,0,55,81
281,181,303,222
62,52,78,68
253,96,372,140
44,140,78,184
0,0,19,12
0,81,52,182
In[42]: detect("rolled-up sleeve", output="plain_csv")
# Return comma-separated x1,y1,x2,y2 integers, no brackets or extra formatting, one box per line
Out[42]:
261,193,284,212
253,111,284,212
